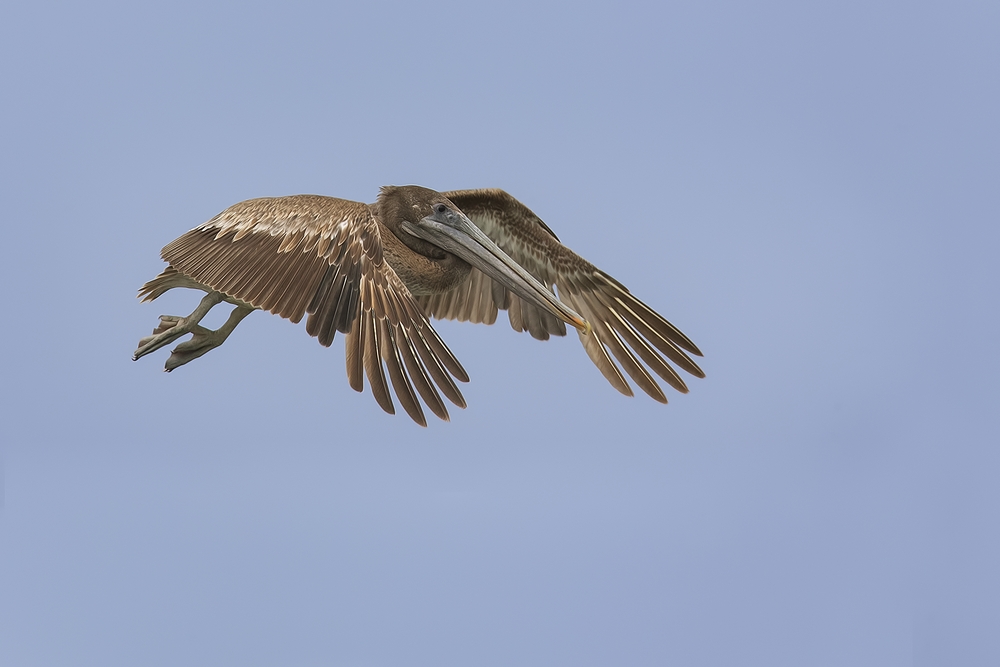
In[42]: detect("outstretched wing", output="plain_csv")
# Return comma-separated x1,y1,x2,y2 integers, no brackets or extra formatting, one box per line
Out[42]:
159,195,468,425
415,188,704,403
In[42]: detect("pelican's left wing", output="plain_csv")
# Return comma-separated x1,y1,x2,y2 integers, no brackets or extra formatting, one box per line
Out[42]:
158,195,468,425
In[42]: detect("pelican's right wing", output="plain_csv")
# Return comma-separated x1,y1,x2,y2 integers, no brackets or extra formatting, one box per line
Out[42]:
417,188,704,404
156,195,468,425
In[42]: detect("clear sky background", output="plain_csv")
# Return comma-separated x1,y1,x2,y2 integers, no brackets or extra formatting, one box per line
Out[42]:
2,1,997,665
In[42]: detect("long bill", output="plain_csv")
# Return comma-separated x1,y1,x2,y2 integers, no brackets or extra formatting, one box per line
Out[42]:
402,210,591,334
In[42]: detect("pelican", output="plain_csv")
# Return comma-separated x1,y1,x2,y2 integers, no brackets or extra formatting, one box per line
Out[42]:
134,186,704,425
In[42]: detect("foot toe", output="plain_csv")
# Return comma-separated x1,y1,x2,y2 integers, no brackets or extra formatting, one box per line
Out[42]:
163,327,222,371
151,315,183,336
133,315,189,361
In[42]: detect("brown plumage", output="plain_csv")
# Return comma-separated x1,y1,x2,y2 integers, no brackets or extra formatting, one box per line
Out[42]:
134,185,703,425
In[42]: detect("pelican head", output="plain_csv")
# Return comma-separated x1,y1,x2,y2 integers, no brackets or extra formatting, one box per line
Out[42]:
393,188,590,334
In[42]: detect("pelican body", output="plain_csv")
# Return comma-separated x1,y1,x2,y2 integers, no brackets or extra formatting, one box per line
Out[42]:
134,186,703,425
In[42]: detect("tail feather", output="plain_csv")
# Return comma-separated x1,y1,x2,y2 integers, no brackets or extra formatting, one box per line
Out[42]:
138,266,203,302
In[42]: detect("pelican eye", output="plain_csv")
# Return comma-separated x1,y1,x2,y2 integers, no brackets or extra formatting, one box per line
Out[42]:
434,203,449,215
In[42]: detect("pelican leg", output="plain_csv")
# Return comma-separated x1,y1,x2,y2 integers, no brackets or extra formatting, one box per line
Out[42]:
163,304,254,371
132,291,224,361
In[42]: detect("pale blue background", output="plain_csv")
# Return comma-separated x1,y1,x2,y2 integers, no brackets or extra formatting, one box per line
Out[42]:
2,1,998,665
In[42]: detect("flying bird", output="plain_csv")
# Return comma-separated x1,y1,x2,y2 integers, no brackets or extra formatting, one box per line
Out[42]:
134,186,704,425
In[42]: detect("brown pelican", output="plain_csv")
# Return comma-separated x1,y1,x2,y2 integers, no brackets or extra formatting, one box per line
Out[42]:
134,186,704,425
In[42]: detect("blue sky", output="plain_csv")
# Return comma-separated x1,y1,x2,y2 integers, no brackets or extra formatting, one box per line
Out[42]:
2,1,998,665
